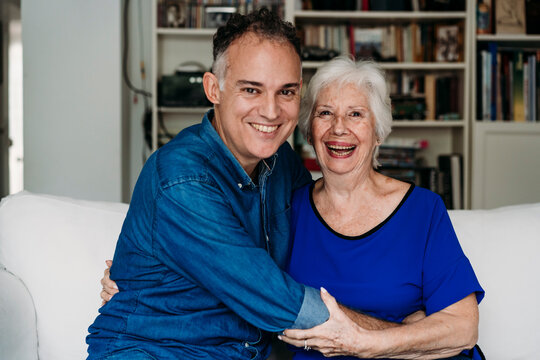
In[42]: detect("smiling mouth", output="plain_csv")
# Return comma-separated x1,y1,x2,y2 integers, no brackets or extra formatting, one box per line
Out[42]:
326,143,356,157
251,123,279,134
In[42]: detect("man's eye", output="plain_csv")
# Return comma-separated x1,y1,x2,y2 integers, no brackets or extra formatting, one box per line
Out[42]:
243,88,257,94
281,89,295,96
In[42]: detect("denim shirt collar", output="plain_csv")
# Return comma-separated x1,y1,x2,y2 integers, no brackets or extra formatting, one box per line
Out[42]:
200,109,277,189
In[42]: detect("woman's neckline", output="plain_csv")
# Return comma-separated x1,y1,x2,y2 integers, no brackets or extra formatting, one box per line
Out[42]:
308,180,415,240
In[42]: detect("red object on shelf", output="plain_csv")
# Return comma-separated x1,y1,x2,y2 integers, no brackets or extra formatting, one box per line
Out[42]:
303,158,321,171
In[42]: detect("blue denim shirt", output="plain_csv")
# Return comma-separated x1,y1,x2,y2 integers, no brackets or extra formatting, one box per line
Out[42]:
87,111,329,360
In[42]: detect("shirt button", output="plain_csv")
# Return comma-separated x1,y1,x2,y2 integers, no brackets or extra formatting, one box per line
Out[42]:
244,342,249,347
238,183,243,189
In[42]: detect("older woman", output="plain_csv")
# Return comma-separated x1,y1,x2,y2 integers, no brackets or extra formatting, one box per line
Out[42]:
278,57,484,359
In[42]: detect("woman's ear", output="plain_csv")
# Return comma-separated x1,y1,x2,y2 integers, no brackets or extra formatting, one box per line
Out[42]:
203,72,220,105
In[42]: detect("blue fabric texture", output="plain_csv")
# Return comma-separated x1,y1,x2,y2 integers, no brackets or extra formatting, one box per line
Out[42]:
286,182,485,360
86,111,329,360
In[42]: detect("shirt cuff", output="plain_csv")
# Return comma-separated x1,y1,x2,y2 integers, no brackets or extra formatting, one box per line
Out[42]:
290,286,330,329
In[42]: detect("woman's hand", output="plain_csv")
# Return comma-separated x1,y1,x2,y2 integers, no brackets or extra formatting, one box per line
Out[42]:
100,260,119,306
279,288,374,358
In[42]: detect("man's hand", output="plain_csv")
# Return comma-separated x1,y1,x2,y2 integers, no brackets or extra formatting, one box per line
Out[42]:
100,260,119,306
279,288,375,358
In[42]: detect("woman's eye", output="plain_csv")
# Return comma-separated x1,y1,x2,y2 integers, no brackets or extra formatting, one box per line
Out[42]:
318,110,332,116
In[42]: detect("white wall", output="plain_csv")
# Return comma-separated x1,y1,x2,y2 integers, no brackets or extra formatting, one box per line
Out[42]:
22,0,123,202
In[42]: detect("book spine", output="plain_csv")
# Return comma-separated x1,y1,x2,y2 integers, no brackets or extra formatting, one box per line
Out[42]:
513,51,525,122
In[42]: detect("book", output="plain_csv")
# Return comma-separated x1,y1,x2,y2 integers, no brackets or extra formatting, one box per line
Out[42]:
424,74,437,120
489,42,498,120
438,154,463,210
513,51,525,121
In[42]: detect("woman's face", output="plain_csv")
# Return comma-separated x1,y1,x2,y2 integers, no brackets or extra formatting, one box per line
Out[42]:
310,83,378,176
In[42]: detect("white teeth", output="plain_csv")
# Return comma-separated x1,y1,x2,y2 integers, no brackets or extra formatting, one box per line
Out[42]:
327,144,355,150
251,123,279,133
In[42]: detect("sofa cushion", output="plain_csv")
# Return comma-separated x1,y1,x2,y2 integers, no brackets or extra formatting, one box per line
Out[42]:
449,203,540,360
0,192,128,360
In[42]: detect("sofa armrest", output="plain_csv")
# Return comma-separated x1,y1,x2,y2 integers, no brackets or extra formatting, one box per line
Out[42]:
0,267,38,360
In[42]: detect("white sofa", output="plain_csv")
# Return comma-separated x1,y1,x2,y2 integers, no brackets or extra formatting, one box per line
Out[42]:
0,191,539,360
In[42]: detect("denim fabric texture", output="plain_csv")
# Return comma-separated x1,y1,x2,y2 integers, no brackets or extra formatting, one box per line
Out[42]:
86,111,328,359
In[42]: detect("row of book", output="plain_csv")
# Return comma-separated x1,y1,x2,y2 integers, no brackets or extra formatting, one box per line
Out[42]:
478,45,540,122
157,0,284,29
378,152,463,210
299,22,464,63
387,72,461,121
302,0,465,11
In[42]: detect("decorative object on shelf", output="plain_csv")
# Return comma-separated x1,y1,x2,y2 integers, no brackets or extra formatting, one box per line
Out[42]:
300,46,339,61
495,0,526,34
435,24,461,62
158,62,211,108
476,0,492,34
204,6,236,28
158,0,187,28
353,27,383,61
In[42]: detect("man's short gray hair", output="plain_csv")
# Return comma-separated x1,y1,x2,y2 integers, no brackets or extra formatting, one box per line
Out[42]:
298,57,393,167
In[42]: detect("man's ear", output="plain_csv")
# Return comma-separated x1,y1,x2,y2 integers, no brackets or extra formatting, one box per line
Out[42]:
203,72,221,105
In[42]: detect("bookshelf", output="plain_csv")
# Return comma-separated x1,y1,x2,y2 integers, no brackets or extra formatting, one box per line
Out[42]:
293,4,472,208
469,0,540,208
150,0,476,208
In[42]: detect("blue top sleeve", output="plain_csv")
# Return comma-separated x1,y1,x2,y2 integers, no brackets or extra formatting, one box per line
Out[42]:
422,196,485,315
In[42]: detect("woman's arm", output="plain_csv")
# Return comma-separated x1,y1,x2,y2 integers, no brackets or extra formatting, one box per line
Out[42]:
100,260,118,305
280,288,478,359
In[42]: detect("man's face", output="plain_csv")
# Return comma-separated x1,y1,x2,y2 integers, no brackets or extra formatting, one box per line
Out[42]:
209,33,302,176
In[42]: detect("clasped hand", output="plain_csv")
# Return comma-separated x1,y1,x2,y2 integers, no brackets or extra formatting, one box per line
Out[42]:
279,287,375,358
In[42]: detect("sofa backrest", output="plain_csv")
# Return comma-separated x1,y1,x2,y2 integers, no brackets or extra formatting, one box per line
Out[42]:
1,191,539,360
0,192,128,360
449,203,540,360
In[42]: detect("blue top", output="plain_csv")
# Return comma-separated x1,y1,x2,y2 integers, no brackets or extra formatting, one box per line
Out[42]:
287,182,484,360
86,111,329,360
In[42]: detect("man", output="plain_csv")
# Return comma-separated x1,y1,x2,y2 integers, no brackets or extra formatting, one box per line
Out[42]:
87,9,329,359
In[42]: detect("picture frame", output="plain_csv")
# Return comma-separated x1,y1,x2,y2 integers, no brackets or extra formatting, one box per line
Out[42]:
204,6,237,29
496,0,526,34
434,24,461,62
162,0,186,28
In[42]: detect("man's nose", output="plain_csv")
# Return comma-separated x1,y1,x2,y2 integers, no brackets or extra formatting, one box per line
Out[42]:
259,94,280,120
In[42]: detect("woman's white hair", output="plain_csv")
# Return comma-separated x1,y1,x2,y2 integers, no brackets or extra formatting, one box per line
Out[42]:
298,56,392,168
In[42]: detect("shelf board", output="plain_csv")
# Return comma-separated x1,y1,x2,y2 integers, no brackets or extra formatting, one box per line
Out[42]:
303,61,466,70
294,10,466,21
392,120,465,127
156,28,216,36
474,120,540,128
477,34,540,42
158,107,211,114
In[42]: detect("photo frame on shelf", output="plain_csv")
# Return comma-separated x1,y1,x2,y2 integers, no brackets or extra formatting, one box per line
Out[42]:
205,6,236,29
160,0,187,28
434,24,461,62
495,0,526,34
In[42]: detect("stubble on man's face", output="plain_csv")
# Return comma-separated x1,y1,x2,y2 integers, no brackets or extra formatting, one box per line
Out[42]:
211,33,302,176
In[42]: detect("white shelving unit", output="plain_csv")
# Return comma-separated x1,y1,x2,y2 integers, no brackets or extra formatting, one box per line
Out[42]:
150,0,480,207
151,1,215,150
469,0,540,209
